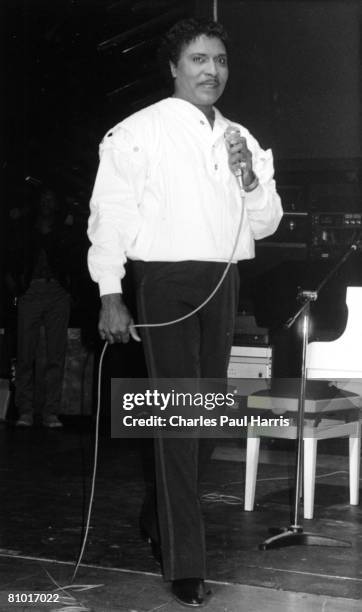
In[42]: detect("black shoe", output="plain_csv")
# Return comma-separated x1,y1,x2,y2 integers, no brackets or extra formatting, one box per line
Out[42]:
171,578,210,607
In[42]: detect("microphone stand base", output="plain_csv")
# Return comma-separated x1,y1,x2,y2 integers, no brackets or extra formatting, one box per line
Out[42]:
259,526,351,550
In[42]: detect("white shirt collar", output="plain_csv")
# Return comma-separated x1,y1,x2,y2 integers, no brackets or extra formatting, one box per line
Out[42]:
162,97,229,140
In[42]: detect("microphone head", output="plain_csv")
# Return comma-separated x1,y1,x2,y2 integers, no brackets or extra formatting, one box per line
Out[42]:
224,125,244,179
224,125,241,148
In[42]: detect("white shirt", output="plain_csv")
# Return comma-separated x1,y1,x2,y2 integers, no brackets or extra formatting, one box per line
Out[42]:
88,97,283,295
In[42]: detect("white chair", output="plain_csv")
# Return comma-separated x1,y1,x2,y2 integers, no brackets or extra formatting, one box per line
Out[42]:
244,286,362,519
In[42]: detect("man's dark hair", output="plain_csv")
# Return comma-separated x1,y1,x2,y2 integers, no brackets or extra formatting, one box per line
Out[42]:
162,18,228,66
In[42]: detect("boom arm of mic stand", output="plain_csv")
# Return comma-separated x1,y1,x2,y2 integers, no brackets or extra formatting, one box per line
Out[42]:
283,241,358,331
284,291,317,330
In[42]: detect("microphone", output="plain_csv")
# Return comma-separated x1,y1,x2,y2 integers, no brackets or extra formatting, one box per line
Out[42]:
224,126,245,189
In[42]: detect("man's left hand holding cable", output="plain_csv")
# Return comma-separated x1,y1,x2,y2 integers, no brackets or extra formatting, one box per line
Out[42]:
99,293,141,344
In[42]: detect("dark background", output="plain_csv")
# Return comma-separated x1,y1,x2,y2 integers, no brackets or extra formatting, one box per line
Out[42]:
1,0,361,364
2,1,360,179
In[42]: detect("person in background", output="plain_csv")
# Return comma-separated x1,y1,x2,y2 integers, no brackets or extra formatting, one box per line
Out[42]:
13,187,71,428
88,18,282,607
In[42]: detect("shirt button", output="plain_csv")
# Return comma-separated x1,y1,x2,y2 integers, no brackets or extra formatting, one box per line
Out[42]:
200,120,205,125
214,164,218,170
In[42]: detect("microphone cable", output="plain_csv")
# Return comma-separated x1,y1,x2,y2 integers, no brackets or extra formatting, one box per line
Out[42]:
71,176,246,581
132,125,247,329
71,340,107,583
134,192,245,330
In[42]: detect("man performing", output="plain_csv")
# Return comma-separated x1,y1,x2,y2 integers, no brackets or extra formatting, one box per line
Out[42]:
88,18,282,607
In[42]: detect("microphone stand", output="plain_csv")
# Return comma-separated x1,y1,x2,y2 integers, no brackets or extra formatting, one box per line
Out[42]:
259,240,360,550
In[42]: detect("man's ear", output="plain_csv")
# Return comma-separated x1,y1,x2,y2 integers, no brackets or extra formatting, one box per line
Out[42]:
169,61,177,79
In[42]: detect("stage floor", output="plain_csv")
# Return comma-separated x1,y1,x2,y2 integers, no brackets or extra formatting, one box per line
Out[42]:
0,419,361,611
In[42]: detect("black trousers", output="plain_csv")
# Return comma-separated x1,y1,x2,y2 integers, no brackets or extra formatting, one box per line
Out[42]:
15,280,70,416
133,261,239,580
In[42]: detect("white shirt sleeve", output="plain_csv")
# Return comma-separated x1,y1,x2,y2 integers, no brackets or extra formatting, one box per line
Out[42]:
87,126,148,295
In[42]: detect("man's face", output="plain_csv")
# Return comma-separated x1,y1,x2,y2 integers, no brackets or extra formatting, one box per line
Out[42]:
171,34,228,109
